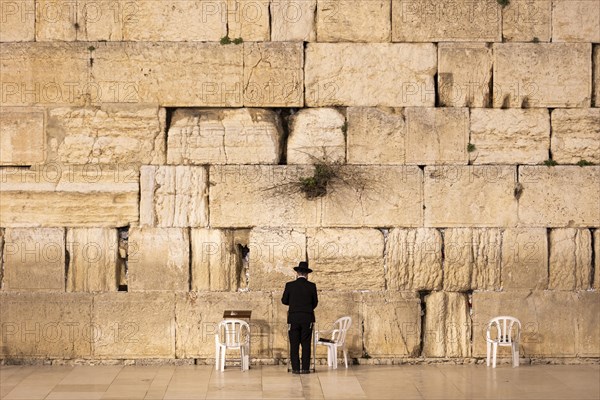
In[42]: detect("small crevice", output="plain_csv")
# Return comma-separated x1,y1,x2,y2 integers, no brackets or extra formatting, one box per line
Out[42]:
0,228,4,290
439,229,445,289
546,228,552,289
275,108,297,165
466,290,474,355
487,45,494,108
590,229,596,288
548,108,554,162
188,227,193,292
379,228,390,290
117,227,129,292
418,291,430,357
64,229,70,291
433,71,440,107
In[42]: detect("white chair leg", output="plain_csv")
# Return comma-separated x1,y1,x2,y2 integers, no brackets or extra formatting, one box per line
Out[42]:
492,343,497,368
486,342,491,367
513,343,519,367
215,345,220,371
327,346,332,367
332,348,338,369
221,346,226,371
343,348,348,368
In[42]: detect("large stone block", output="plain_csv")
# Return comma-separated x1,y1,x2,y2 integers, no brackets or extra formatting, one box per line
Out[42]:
227,0,270,41
550,109,600,164
519,166,600,227
305,43,436,107
469,109,550,164
502,0,551,42
93,292,175,358
386,228,442,291
501,228,548,290
67,228,119,293
287,108,346,164
549,229,592,290
270,0,316,41
577,292,600,357
423,292,470,358
167,108,283,165
0,0,35,41
140,166,208,228
438,43,492,107
0,293,92,358
127,228,189,291
2,228,64,292
316,0,390,42
392,0,501,42
0,107,45,165
493,43,592,108
552,0,600,42
35,0,76,41
594,230,600,290
307,228,385,291
0,164,139,227
47,105,166,165
443,228,502,291
424,166,518,227
75,0,123,41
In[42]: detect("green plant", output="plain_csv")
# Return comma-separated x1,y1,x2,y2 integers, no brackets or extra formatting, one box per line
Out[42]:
340,121,348,136
298,162,337,200
233,37,244,45
497,0,510,7
577,159,593,167
514,182,524,200
220,35,232,45
532,37,540,43
87,45,95,51
74,22,80,30
467,143,476,153
544,159,558,167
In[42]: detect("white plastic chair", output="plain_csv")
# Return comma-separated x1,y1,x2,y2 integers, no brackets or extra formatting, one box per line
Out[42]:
486,316,521,368
315,316,352,369
215,319,250,371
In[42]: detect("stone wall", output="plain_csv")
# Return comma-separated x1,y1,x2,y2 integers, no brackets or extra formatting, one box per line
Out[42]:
0,0,599,364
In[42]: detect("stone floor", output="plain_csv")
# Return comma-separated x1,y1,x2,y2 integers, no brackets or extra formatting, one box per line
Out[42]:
1,363,598,399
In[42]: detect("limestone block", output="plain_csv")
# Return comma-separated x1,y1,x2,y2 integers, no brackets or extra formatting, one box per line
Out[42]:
46,105,166,165
392,0,501,42
36,0,77,41
175,292,272,358
67,228,119,293
549,229,592,290
93,292,175,358
0,107,45,165
595,46,600,107
227,0,270,41
552,0,600,42
405,107,469,164
493,43,592,108
519,166,600,227
307,228,385,291
243,42,303,107
469,109,550,164
2,228,65,291
305,43,436,107
423,292,471,357
0,43,90,106
91,42,243,106
140,166,208,228
248,228,306,291
438,43,492,107
167,108,283,165
270,0,316,41
0,164,139,227
0,293,92,358
501,228,548,290
127,228,189,292
346,107,406,165
443,228,502,291
502,0,551,42
424,166,518,227
577,292,600,356
0,0,35,41
287,108,346,164
551,109,600,164
316,0,390,42
75,0,122,41
361,292,421,357
594,230,600,290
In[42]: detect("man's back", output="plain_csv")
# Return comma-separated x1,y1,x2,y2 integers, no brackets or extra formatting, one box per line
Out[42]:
282,278,318,321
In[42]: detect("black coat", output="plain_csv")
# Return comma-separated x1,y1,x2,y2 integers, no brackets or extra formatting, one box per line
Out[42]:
281,278,318,323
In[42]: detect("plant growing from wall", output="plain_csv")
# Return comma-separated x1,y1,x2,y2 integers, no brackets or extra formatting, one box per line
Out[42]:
544,159,558,166
577,159,593,167
467,143,476,153
497,0,510,7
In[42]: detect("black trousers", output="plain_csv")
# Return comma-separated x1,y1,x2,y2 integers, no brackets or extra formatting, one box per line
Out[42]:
289,322,313,371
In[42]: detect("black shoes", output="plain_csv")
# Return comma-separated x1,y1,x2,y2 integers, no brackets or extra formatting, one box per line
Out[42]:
291,370,311,374
300,370,311,374
292,370,301,374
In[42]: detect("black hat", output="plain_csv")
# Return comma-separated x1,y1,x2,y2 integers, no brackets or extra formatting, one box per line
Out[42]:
293,261,313,274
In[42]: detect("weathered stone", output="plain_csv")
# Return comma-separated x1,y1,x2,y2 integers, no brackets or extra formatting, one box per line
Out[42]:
127,228,189,291
469,109,550,164
270,0,316,41
67,228,119,293
424,166,518,227
75,0,123,41
519,166,600,227
443,228,502,291
493,43,592,108
346,107,406,165
594,230,600,290
577,292,600,357
386,228,442,291
307,228,385,291
0,107,45,165
552,0,600,42
423,292,470,358
140,166,208,228
305,43,436,107
287,108,345,164
248,227,306,291
93,293,175,358
0,293,92,358
551,109,600,164
0,164,139,227
438,43,492,107
167,108,283,165
392,0,501,42
2,228,65,291
501,228,548,290
47,105,166,164
316,0,390,42
227,0,270,41
549,229,592,290
595,46,600,107
405,107,469,164
36,0,76,41
362,292,421,357
0,0,35,41
502,0,551,42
